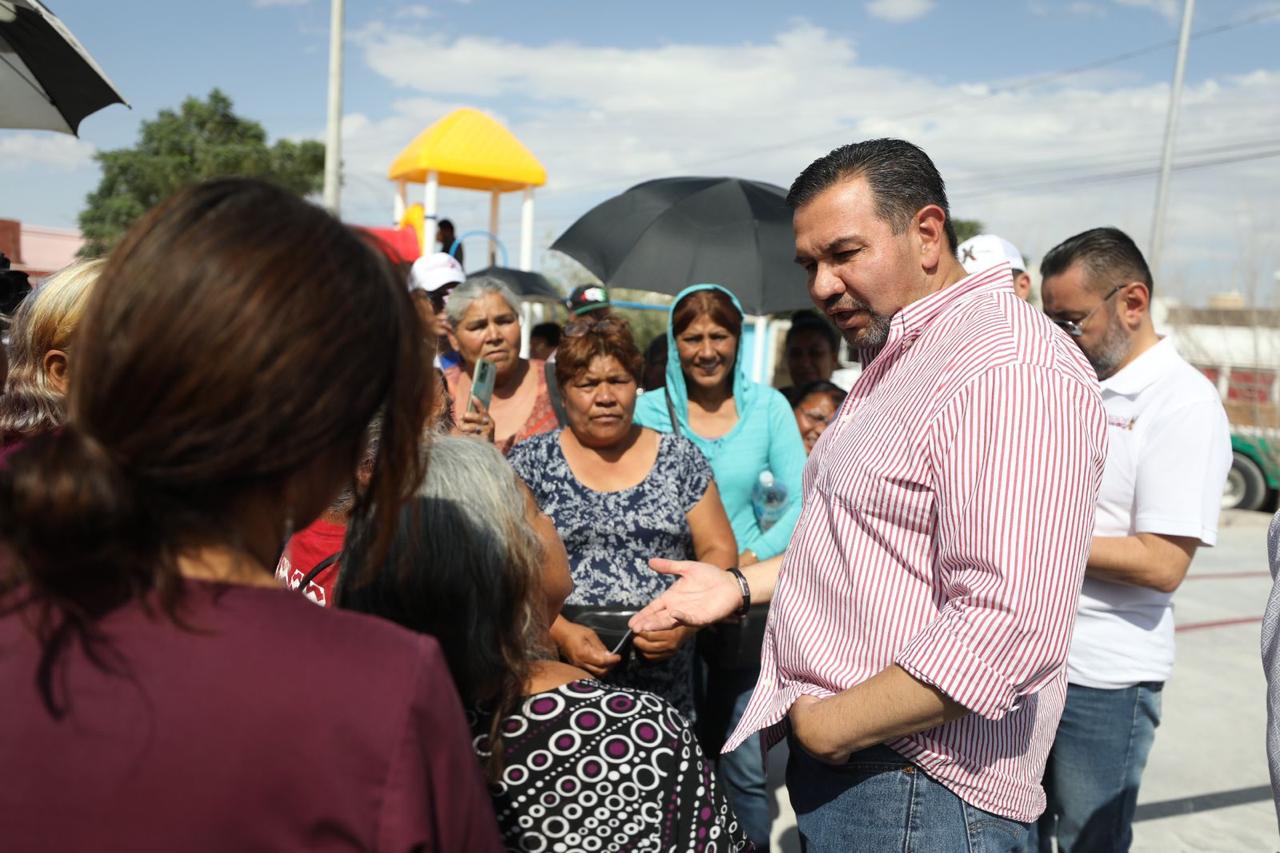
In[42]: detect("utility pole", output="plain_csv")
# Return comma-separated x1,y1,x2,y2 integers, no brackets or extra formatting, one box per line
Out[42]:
1149,0,1195,275
321,0,345,214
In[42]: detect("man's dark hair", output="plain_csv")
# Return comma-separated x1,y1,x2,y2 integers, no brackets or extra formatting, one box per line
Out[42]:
785,309,840,353
1040,227,1154,296
0,252,31,316
530,321,561,347
787,138,957,252
438,218,455,231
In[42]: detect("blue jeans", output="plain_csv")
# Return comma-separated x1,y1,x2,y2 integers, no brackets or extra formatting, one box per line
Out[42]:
1029,682,1163,853
702,664,771,850
787,739,1029,852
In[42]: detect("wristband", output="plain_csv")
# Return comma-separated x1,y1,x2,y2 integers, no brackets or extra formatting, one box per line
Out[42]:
727,567,751,618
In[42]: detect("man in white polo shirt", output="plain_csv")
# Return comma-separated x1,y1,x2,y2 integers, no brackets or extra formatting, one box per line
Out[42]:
1036,227,1232,852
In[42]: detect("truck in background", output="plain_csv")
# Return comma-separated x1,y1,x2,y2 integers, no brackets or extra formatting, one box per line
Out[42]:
1169,298,1279,513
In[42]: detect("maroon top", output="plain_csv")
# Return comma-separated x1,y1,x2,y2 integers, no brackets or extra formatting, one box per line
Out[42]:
0,579,503,852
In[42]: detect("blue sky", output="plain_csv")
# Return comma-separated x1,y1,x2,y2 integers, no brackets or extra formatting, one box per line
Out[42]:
6,0,1280,302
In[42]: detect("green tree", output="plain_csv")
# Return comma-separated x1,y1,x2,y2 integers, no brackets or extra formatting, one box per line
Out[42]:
952,218,985,245
78,89,325,257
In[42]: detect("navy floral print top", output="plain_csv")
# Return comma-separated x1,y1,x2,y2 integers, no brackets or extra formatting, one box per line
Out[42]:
509,430,715,717
469,679,749,853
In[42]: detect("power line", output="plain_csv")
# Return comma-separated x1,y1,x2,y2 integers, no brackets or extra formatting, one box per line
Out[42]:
546,7,1280,197
950,137,1280,190
960,145,1280,200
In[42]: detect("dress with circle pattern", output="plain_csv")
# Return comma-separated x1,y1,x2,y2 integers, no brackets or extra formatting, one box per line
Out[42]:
469,679,750,853
509,430,714,719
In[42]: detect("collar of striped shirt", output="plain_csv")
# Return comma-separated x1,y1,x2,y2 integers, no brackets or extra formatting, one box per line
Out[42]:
728,260,1107,823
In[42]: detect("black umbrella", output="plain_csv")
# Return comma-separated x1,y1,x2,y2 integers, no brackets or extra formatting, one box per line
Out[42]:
467,266,563,303
550,176,809,316
0,0,127,134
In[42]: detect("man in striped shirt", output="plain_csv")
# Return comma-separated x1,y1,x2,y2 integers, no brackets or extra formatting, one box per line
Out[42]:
632,138,1107,850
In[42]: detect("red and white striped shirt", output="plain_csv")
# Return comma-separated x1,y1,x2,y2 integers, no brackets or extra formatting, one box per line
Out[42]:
726,264,1107,822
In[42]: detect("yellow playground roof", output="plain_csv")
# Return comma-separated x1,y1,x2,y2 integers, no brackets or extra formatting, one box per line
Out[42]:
387,108,547,192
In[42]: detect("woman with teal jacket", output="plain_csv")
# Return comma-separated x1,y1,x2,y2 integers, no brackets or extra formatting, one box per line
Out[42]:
633,283,805,850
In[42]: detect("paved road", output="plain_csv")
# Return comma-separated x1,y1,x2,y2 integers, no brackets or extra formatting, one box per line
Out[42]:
761,509,1278,852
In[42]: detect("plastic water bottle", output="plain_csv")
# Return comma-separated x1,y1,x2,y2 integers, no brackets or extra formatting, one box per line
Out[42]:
752,471,788,531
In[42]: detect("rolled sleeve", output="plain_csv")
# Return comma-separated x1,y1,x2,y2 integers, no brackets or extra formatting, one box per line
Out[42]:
895,365,1106,721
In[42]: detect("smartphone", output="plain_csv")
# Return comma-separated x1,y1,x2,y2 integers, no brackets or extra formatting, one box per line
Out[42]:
467,358,496,415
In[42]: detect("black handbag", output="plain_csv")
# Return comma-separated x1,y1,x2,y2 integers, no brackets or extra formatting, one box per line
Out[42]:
560,604,636,657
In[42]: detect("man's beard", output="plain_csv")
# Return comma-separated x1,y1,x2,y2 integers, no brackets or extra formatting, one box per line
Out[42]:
1084,312,1132,380
826,296,893,350
850,313,893,349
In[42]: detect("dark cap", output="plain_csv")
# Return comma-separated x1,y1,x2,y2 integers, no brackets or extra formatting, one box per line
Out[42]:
566,284,610,316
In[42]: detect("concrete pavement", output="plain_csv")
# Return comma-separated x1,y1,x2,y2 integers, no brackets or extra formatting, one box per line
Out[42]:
760,509,1278,852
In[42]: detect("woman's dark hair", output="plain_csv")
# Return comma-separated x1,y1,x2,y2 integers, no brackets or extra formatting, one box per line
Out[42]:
555,315,643,388
793,380,847,411
785,309,840,353
0,178,430,714
338,436,546,781
671,288,743,340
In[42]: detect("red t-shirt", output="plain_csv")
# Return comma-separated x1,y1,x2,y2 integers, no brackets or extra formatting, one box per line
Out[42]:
275,517,347,607
1,580,504,851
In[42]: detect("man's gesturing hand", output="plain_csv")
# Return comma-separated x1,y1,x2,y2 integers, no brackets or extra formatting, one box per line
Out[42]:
628,559,741,633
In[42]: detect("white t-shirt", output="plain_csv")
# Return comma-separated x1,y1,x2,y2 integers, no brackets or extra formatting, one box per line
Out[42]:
1067,337,1232,689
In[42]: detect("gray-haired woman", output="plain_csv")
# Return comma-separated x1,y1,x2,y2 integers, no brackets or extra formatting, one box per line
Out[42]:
338,436,750,852
443,277,556,454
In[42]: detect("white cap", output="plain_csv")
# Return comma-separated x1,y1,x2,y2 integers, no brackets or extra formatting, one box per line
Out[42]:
408,252,465,295
957,234,1027,275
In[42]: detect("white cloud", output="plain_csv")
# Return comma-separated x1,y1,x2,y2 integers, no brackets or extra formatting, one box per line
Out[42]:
252,0,310,7
395,4,435,19
0,133,96,173
1067,2,1107,16
338,22,1280,301
1113,0,1181,22
865,0,937,23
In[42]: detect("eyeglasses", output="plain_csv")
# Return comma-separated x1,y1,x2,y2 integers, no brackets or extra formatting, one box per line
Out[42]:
1053,284,1124,338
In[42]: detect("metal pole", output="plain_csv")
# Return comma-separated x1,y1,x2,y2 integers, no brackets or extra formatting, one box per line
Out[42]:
393,180,407,226
1149,0,1194,274
321,0,345,214
519,187,535,271
424,171,439,255
752,315,769,383
489,191,501,267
